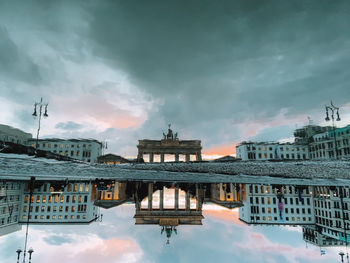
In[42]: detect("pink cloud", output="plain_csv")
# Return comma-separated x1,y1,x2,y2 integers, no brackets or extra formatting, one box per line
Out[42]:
53,94,146,129
204,209,246,226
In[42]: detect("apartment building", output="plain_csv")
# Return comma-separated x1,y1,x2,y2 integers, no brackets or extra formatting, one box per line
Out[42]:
19,181,98,224
28,138,102,164
309,125,350,160
239,184,314,225
303,225,345,247
313,186,350,243
0,124,32,145
0,180,23,236
236,142,309,161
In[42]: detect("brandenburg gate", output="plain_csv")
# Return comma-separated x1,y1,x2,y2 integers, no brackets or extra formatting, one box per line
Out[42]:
137,125,202,162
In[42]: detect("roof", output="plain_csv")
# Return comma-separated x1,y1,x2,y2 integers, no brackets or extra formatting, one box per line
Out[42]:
97,154,130,163
27,138,102,145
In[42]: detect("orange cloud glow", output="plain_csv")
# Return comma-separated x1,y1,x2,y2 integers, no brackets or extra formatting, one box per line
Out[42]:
204,209,245,226
203,143,237,156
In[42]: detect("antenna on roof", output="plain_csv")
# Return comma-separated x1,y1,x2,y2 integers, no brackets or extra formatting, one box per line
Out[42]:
307,116,313,125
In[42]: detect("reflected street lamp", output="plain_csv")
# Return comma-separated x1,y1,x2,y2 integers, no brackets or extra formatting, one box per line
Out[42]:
15,247,34,263
32,98,48,156
340,251,345,262
325,101,341,159
16,248,22,263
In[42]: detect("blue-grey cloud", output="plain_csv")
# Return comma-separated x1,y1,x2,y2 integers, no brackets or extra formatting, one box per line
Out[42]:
0,0,350,156
55,121,83,131
43,235,73,246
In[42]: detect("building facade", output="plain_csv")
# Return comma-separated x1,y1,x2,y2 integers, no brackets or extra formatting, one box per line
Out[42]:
137,125,202,163
28,138,102,164
239,184,315,225
0,181,22,236
236,142,309,161
313,186,350,243
309,125,350,160
0,124,32,145
19,181,98,224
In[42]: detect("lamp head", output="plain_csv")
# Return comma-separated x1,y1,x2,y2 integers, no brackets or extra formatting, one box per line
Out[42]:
336,110,340,121
28,247,34,255
32,105,37,117
16,248,22,254
43,105,48,117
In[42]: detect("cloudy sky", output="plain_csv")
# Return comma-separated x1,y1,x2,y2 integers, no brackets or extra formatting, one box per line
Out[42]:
1,0,350,158
0,205,341,263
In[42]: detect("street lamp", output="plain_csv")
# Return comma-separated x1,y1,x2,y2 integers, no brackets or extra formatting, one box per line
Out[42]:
340,251,345,262
32,98,48,156
19,177,35,263
325,101,341,159
16,248,22,263
15,247,34,263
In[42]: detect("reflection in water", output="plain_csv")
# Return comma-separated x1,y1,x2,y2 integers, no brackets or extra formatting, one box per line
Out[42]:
0,178,349,261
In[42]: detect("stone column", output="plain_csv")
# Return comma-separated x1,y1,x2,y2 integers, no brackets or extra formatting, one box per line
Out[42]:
185,153,190,162
195,184,199,211
160,188,164,210
186,190,190,210
148,183,153,210
149,153,154,163
137,151,143,161
196,152,202,161
175,186,179,210
175,153,179,162
160,153,165,163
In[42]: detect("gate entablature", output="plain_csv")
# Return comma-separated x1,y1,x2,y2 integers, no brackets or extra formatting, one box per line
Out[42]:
137,124,202,162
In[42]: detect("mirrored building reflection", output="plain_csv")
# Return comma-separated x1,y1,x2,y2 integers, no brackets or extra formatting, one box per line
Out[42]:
1,178,349,249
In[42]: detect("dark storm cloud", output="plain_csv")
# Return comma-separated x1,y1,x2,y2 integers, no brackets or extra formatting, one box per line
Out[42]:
0,27,41,85
86,0,350,125
1,0,350,155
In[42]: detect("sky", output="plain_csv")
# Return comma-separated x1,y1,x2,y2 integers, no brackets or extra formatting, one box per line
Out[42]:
1,0,350,158
0,205,343,263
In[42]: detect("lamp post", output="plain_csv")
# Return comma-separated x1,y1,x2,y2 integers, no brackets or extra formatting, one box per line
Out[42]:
325,101,341,159
15,248,34,263
32,98,48,156
17,177,35,263
339,188,349,263
16,248,22,263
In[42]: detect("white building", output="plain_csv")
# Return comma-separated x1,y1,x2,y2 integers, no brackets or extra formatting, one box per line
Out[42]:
19,181,99,224
0,124,32,145
236,142,309,161
303,225,345,247
313,186,350,243
239,184,314,225
28,138,102,164
309,125,350,160
0,180,22,236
